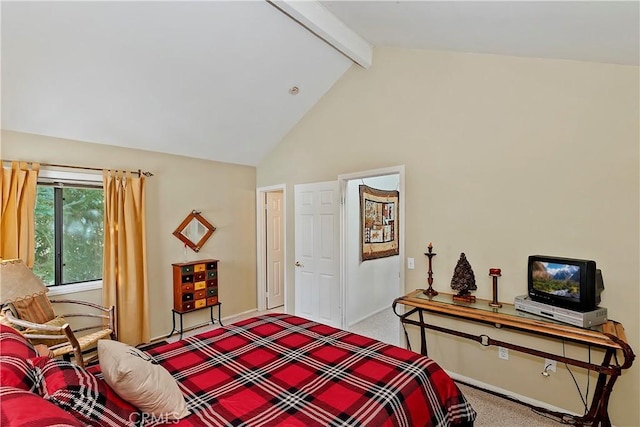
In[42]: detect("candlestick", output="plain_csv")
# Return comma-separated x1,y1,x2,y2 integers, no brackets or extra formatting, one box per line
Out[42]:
423,243,438,297
489,268,502,308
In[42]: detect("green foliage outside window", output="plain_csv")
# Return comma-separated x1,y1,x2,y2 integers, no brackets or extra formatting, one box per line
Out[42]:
34,187,55,284
34,185,104,286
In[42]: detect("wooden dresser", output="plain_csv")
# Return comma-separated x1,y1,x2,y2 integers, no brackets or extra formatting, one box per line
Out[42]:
172,259,219,312
169,259,222,339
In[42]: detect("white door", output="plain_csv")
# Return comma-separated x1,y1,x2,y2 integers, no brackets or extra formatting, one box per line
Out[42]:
294,181,341,328
266,191,284,309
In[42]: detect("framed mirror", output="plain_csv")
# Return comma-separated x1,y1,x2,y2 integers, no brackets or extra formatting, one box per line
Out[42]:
173,210,216,253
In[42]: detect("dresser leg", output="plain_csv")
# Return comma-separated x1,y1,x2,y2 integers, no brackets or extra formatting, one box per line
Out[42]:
167,310,178,338
210,303,223,326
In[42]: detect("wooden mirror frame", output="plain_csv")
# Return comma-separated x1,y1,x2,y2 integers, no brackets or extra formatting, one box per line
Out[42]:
172,210,216,253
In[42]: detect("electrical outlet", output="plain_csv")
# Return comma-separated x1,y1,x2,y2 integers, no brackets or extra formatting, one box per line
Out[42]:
544,359,557,373
407,258,415,269
498,346,509,360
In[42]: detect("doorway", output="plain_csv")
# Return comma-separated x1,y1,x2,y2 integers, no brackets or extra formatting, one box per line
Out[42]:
256,185,286,312
339,166,405,344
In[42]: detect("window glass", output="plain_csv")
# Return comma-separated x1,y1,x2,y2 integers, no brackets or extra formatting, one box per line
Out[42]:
62,187,103,284
34,184,103,286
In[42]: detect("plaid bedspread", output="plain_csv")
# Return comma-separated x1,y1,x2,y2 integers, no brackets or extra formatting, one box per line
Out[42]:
144,314,476,427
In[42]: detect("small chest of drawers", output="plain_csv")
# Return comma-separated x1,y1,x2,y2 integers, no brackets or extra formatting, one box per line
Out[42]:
169,259,222,339
172,259,219,312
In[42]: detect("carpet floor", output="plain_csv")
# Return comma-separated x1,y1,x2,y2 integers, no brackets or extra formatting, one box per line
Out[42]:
457,382,563,426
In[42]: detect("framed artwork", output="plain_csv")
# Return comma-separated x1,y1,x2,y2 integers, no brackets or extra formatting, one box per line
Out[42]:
359,185,399,261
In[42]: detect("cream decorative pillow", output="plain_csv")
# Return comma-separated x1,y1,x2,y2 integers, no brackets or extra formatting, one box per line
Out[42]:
97,339,189,420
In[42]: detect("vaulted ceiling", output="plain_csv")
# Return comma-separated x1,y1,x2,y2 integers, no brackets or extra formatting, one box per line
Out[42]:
2,1,638,166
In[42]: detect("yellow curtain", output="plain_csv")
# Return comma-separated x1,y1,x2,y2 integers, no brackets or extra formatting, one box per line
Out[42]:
103,170,149,345
0,161,40,266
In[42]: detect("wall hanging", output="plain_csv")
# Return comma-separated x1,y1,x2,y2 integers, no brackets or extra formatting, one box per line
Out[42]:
359,185,399,261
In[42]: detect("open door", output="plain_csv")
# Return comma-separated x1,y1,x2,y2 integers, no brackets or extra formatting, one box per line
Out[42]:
256,185,286,313
266,191,284,309
294,181,341,328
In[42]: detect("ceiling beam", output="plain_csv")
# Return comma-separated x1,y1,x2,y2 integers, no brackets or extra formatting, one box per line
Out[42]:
268,0,373,69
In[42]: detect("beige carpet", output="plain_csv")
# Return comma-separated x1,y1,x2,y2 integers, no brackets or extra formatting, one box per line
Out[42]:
457,382,562,426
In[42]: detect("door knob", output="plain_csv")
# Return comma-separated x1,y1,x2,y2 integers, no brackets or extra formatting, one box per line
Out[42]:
295,261,304,267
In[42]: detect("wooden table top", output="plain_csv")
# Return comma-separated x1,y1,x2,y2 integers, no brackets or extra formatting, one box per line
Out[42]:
394,289,632,354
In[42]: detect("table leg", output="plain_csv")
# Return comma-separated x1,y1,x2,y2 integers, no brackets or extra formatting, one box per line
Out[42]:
166,310,177,338
178,312,183,340
418,309,428,357
577,349,617,427
218,303,223,326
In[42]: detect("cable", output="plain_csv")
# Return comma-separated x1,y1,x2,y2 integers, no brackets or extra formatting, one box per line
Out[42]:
562,340,588,414
457,380,569,424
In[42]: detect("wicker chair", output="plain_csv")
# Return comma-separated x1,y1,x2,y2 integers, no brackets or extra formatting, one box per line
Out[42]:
0,259,116,367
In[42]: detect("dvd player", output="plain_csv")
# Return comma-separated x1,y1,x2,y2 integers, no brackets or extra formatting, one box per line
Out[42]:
514,295,607,328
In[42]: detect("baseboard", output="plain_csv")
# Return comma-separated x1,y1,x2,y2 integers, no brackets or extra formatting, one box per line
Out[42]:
348,305,390,327
223,308,259,324
447,371,578,416
149,308,260,343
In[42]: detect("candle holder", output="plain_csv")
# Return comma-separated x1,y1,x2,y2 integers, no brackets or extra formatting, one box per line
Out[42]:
423,243,438,297
489,268,502,308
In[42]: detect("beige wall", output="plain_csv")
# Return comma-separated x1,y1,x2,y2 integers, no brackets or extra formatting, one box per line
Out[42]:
1,130,258,341
257,48,639,425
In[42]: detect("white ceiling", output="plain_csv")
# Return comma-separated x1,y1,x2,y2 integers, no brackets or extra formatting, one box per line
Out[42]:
322,1,640,66
2,1,638,167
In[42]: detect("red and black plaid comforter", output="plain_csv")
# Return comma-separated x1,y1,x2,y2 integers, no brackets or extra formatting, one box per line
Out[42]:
143,314,476,426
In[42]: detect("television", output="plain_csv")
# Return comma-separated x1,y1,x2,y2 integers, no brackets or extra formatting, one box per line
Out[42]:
527,255,604,312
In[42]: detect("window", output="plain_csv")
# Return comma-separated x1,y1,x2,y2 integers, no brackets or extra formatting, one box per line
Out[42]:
33,171,104,288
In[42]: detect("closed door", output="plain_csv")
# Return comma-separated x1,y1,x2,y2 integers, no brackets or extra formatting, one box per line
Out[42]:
294,181,341,328
266,191,284,309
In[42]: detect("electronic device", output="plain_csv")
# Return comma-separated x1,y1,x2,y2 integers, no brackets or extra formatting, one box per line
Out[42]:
514,295,608,328
527,255,604,312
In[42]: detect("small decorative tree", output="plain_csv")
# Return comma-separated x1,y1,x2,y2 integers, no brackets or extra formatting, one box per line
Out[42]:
450,253,477,303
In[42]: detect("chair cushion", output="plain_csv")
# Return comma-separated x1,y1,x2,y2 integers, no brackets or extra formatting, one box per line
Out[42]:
12,294,56,324
98,339,190,420
24,315,69,346
0,386,83,427
0,325,38,391
28,357,139,427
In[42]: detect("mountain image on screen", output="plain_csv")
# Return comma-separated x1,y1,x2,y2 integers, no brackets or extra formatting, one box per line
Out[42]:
531,261,580,300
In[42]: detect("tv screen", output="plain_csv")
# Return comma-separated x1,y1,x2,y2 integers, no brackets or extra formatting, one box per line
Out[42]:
530,260,581,302
528,255,601,311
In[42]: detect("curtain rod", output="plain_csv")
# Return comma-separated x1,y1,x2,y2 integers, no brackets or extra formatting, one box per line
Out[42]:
2,160,153,177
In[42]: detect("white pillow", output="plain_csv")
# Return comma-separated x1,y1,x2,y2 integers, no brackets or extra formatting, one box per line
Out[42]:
97,339,189,420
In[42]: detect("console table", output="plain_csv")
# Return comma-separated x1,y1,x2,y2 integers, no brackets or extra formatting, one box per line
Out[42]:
393,289,635,427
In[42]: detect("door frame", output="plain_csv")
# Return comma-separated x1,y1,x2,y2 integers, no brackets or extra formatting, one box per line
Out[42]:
256,184,287,312
338,165,405,329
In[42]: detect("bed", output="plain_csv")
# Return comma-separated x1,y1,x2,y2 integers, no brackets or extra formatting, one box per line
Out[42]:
1,313,476,426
